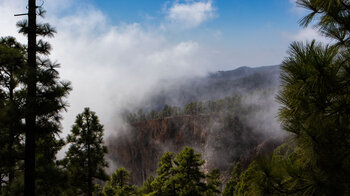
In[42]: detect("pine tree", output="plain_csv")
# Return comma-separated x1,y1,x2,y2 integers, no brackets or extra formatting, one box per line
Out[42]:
277,40,350,194
14,1,71,195
64,108,108,196
170,147,206,196
150,148,209,196
0,28,70,196
223,163,242,196
297,0,350,47
139,176,154,195
102,167,137,196
204,169,221,196
151,152,175,196
0,36,25,192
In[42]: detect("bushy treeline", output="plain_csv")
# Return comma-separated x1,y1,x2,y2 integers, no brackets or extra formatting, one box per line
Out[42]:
222,0,350,195
125,96,242,124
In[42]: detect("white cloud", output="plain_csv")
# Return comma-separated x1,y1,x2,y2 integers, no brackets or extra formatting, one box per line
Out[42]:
167,0,216,28
283,27,329,43
293,28,322,41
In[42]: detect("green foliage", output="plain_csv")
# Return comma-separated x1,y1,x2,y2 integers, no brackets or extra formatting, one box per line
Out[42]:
64,108,108,195
0,28,71,195
171,147,206,196
148,147,220,196
150,152,175,195
297,0,350,47
223,163,242,196
139,176,154,195
277,40,350,194
93,184,104,196
124,96,242,124
204,169,221,196
184,102,204,115
160,105,173,118
102,168,137,196
0,37,25,191
0,5,73,195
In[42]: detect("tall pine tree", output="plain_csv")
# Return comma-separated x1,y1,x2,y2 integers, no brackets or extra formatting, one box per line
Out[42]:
4,1,72,194
64,108,108,196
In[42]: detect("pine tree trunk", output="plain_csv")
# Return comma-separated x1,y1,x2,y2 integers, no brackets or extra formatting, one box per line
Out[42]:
24,0,37,195
87,117,92,196
8,70,15,184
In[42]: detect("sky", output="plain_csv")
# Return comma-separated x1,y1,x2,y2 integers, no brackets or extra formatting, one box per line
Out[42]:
0,0,326,142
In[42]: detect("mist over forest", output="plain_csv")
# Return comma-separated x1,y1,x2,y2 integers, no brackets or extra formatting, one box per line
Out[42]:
1,0,350,196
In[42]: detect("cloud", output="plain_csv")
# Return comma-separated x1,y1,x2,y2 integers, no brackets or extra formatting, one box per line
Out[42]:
293,28,322,41
166,0,216,28
48,8,216,139
283,27,329,43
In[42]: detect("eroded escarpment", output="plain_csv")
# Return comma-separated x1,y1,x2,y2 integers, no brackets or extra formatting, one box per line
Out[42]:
107,114,274,185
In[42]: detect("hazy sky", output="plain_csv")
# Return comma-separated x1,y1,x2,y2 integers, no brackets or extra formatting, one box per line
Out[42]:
0,0,326,140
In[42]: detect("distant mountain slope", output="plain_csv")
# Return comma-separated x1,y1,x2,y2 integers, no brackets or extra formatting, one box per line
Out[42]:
142,65,280,110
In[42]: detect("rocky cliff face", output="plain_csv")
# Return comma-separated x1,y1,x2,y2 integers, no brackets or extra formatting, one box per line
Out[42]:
107,114,268,185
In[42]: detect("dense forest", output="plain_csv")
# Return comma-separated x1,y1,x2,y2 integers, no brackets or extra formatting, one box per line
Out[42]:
0,0,350,195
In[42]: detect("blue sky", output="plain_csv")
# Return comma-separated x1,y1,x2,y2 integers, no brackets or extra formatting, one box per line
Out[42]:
0,0,325,137
78,0,303,49
71,0,317,69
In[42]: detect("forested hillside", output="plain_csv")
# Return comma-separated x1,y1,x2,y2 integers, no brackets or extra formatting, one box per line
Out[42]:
109,95,282,185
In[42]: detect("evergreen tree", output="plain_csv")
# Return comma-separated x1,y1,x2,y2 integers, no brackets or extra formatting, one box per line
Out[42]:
150,148,210,196
204,169,221,196
160,105,172,118
223,163,242,196
0,37,25,191
64,108,108,196
277,40,350,194
184,102,203,115
14,1,72,195
137,109,147,122
151,152,175,196
102,167,137,196
149,110,159,119
170,147,206,196
139,176,154,195
0,12,70,195
297,0,350,47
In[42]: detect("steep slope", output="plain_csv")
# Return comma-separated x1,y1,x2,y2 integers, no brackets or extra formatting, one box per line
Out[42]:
108,114,265,185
